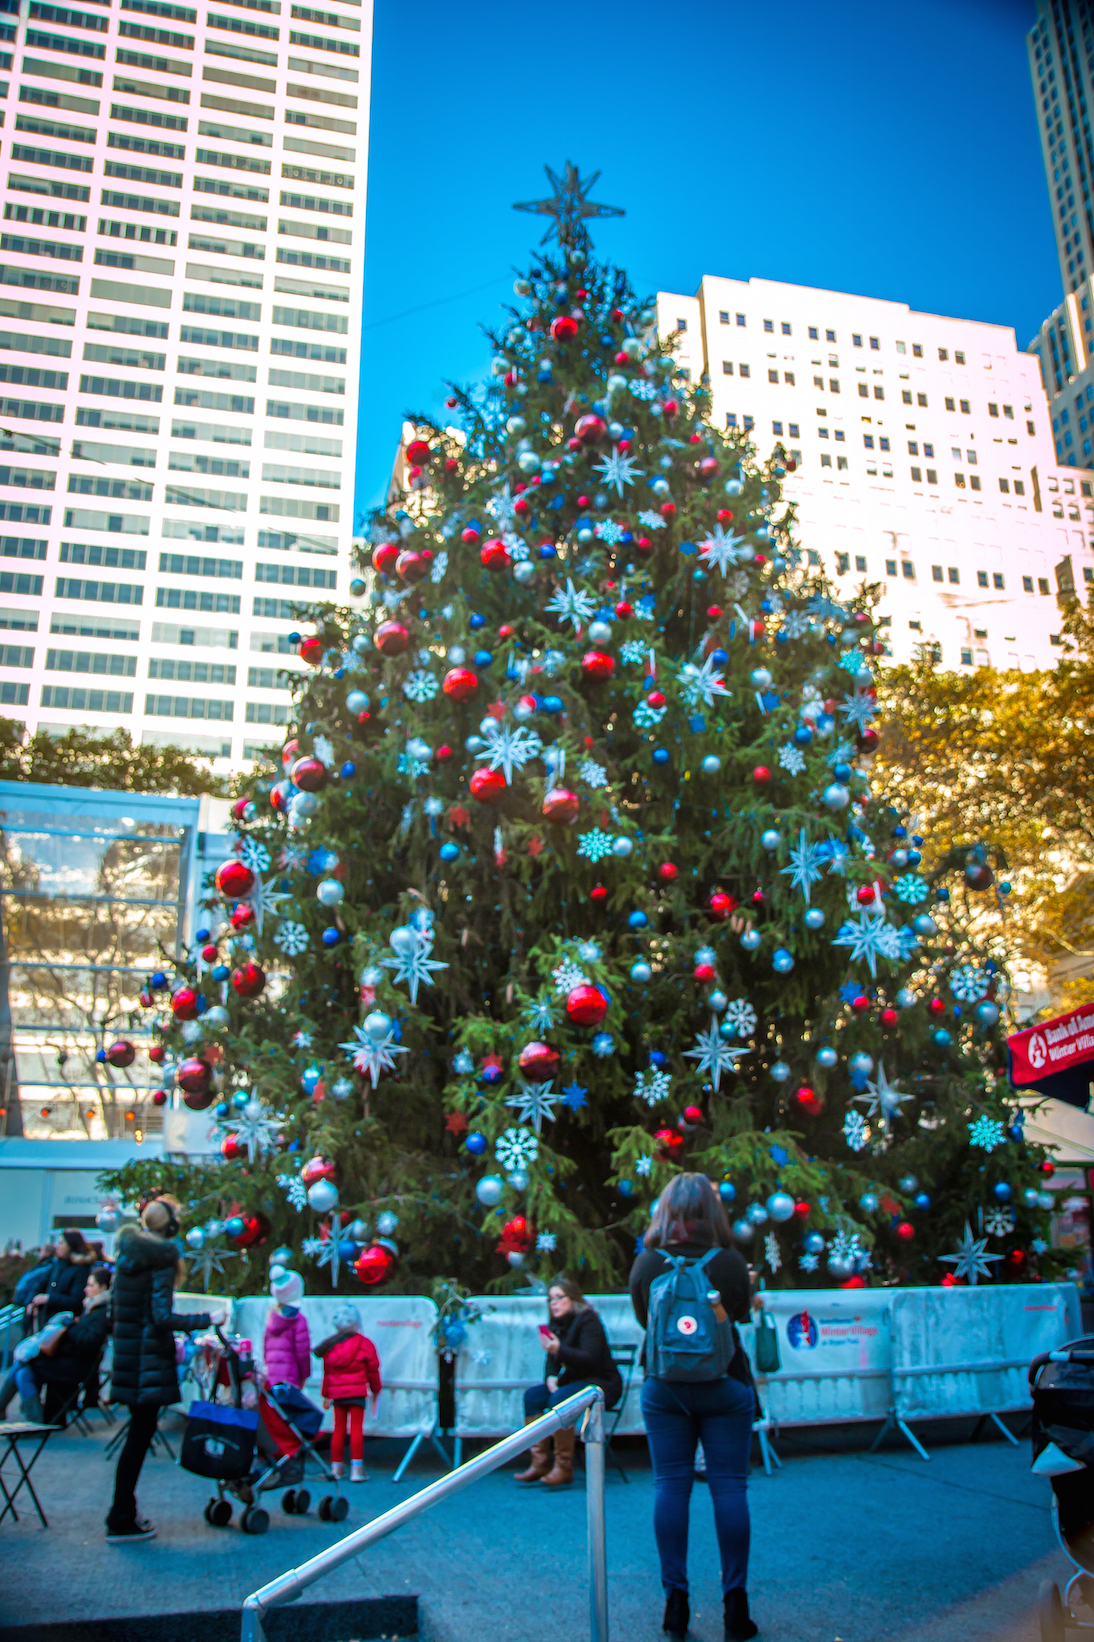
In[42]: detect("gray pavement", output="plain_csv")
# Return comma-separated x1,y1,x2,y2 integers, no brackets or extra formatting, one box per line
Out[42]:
0,1412,1074,1642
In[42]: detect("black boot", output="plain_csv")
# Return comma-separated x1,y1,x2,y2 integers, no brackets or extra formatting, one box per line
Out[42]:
663,1588,689,1639
724,1588,758,1641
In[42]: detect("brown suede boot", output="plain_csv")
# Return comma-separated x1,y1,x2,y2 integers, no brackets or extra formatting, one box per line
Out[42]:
514,1418,553,1483
541,1425,575,1486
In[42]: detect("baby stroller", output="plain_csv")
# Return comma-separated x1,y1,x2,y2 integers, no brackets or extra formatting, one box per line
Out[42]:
1030,1336,1094,1639
180,1328,348,1534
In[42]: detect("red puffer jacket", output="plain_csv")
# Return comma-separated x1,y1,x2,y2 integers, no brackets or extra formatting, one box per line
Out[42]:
316,1329,382,1400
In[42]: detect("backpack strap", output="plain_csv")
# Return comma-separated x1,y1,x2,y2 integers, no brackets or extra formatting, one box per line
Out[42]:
694,1248,721,1274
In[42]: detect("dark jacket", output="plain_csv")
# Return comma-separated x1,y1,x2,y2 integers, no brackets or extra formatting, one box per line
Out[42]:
36,1291,111,1386
108,1225,211,1408
37,1254,92,1320
13,1260,51,1311
629,1240,753,1387
547,1307,623,1409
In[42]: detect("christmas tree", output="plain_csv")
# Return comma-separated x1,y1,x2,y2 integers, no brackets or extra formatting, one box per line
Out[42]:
106,165,1065,1296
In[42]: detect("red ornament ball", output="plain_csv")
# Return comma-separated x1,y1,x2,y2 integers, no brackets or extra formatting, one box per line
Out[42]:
694,962,716,983
683,1105,704,1125
655,1128,685,1157
372,542,399,575
469,766,506,804
291,755,328,793
590,885,608,903
1040,1160,1056,1178
152,1089,168,1107
581,650,615,680
298,635,323,666
396,548,429,583
709,890,737,920
201,943,218,962
435,744,453,762
859,727,880,753
229,1212,270,1249
105,1039,136,1068
231,797,251,822
374,620,410,657
851,994,871,1015
480,538,511,572
215,859,255,900
541,786,579,824
281,739,299,767
149,1044,166,1065
573,412,606,443
354,1242,396,1286
442,666,479,701
895,1221,915,1243
856,885,876,906
177,1055,211,1094
880,1007,900,1028
301,1154,337,1186
171,985,200,1021
460,525,480,544
793,1199,811,1219
405,437,430,465
518,1041,560,1083
647,690,666,709
182,1087,216,1112
928,997,946,1015
551,314,579,341
658,862,678,882
222,1133,247,1163
231,962,266,999
565,983,608,1027
752,765,772,785
793,1086,824,1117
229,903,254,930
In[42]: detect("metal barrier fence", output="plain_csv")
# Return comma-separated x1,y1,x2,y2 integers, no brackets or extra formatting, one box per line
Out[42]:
239,1385,608,1642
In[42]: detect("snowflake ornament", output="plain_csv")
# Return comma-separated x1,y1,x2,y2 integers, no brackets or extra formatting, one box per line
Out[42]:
278,845,308,871
481,720,543,783
634,1067,672,1106
620,640,648,665
577,829,616,862
839,692,877,734
301,1236,324,1259
593,447,644,495
381,926,448,1004
968,1115,1006,1152
778,745,806,776
486,484,519,528
684,1017,749,1091
505,1080,558,1132
552,958,589,994
523,993,557,1034
678,655,730,708
579,758,608,789
893,874,930,905
277,1172,308,1210
594,519,627,545
630,381,659,403
545,576,597,630
536,1232,557,1252
239,838,271,873
635,1155,652,1177
561,1081,588,1111
985,1205,1015,1237
764,1232,781,1272
637,506,667,527
781,612,811,640
403,670,440,702
781,830,827,904
495,1126,540,1169
799,1252,820,1272
430,549,449,583
722,998,758,1036
951,965,991,1002
843,1110,870,1152
274,921,309,956
634,700,667,728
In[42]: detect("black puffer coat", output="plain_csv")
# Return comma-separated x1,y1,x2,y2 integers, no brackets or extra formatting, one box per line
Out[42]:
549,1307,623,1409
38,1254,93,1320
36,1291,111,1386
108,1226,211,1408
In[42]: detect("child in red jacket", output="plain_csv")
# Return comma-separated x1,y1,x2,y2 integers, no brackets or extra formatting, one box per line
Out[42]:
314,1303,382,1482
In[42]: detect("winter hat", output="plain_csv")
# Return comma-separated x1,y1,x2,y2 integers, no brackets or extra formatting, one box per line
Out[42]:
270,1268,304,1305
332,1302,360,1331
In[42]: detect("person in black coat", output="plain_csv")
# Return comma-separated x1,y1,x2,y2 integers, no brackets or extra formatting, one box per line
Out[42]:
514,1278,623,1488
0,1264,113,1422
25,1230,95,1324
105,1195,227,1543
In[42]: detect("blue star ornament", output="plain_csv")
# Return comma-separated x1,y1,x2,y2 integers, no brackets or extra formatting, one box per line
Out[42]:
684,1017,749,1092
562,1082,588,1112
939,1222,1004,1285
781,829,827,905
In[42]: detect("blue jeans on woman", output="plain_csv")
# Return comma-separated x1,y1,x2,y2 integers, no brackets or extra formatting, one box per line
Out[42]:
524,1379,595,1417
641,1374,755,1597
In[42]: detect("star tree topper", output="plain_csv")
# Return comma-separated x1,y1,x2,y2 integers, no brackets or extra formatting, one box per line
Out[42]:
513,162,624,250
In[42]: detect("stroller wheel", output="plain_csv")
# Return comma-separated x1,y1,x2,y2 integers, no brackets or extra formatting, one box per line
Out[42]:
203,1499,214,1524
1038,1579,1065,1642
210,1498,233,1528
241,1505,270,1536
318,1495,332,1521
330,1495,349,1523
294,1489,311,1515
281,1489,297,1514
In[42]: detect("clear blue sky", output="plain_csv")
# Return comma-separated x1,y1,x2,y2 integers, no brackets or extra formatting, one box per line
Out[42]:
355,0,1057,522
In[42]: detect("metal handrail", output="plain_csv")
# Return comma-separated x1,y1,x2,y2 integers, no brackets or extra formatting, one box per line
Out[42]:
239,1384,609,1642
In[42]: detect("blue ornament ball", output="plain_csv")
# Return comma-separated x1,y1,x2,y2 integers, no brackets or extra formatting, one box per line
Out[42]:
804,908,825,929
719,1181,736,1202
932,1028,952,1047
848,1052,874,1077
627,910,649,930
793,725,813,747
741,929,762,952
439,842,460,862
859,1191,879,1213
832,761,852,782
804,1231,825,1254
629,960,652,983
212,963,230,982
224,1215,245,1239
322,927,341,947
618,1180,635,1198
766,1190,795,1222
770,1060,791,1082
815,1046,838,1069
339,761,356,780
974,1000,1000,1026
912,914,937,937
469,613,485,630
475,1174,504,1208
465,1131,487,1156
992,1181,1012,1201
652,748,670,766
823,782,850,812
772,947,794,974
701,755,722,775
936,886,951,903
914,1192,931,1211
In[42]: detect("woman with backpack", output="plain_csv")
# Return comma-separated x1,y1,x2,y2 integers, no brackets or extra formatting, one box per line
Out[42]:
629,1173,757,1642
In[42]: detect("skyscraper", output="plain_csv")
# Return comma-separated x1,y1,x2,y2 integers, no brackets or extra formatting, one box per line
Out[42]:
0,0,371,763
1028,0,1094,297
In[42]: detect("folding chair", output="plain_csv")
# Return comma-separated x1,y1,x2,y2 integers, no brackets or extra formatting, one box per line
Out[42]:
604,1341,639,1483
43,1381,93,1435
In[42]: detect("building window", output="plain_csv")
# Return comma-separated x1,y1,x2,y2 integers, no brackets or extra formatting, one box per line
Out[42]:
955,351,965,364
781,321,791,335
726,413,737,429
826,329,836,342
739,363,750,378
992,572,1004,589
879,437,890,452
808,326,818,339
1003,404,1014,419
837,552,849,573
885,558,897,574
988,403,999,417
788,422,799,438
926,468,937,484
874,385,884,400
763,319,773,332
977,570,989,587
902,390,913,404
960,647,972,664
908,620,921,631
817,427,829,439
719,310,729,324
911,466,922,481
1022,575,1034,591
858,383,869,399
852,333,862,347
917,393,927,407
1051,633,1063,646
676,317,687,331
772,420,783,436
863,434,874,449
948,567,959,584
939,347,949,361
722,361,733,375
807,550,820,566
932,564,943,581
830,379,840,393
1027,420,1036,435
820,453,832,467
855,556,866,571
736,313,745,327
960,399,971,413
869,336,879,350
836,455,848,470
784,370,795,385
742,415,753,431
908,440,919,455
912,343,923,357
768,369,779,384
1038,577,1050,594
902,561,915,579
970,475,981,490
999,477,1010,492
896,341,906,354
945,397,956,411
955,473,966,488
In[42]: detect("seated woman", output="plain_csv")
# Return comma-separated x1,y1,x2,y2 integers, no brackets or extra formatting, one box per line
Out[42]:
516,1277,622,1488
0,1264,112,1423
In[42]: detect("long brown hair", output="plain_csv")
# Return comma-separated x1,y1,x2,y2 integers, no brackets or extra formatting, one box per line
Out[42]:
644,1173,731,1251
547,1276,589,1317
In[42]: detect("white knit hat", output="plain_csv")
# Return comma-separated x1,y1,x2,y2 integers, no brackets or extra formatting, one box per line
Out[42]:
270,1268,304,1305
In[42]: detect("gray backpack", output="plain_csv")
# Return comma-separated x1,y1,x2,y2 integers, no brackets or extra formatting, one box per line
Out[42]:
646,1249,734,1382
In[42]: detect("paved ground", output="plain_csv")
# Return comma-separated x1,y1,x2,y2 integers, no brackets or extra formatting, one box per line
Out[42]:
0,1411,1076,1642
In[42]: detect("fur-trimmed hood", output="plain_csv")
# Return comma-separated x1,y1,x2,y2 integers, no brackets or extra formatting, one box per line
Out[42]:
114,1223,183,1273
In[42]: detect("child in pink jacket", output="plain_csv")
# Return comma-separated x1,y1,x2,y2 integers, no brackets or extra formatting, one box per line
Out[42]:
264,1269,311,1388
314,1302,382,1482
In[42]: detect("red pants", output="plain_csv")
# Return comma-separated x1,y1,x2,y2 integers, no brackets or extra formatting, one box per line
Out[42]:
331,1403,364,1464
260,1394,300,1459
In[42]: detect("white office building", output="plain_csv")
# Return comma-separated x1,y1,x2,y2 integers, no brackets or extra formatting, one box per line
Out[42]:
0,0,371,763
658,275,1089,669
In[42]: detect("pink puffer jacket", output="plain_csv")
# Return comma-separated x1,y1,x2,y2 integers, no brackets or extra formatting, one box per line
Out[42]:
264,1307,312,1388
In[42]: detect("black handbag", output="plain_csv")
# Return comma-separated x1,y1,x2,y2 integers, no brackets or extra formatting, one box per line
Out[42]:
180,1399,257,1480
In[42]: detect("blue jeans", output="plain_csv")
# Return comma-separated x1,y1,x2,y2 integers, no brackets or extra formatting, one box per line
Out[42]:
641,1374,755,1597
524,1379,595,1417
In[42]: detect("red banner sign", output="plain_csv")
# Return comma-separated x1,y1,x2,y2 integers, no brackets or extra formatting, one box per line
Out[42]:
1008,1003,1094,1086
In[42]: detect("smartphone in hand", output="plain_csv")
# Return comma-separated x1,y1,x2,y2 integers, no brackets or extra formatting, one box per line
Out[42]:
538,1324,552,1343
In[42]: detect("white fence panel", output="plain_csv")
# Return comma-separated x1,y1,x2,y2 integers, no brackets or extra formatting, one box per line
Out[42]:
891,1282,1081,1422
741,1289,893,1426
188,1294,439,1438
453,1294,645,1437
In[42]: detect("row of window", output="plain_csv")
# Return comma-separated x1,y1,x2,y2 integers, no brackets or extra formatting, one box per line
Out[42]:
720,372,1030,427
3,684,293,720
709,311,976,362
0,604,299,651
0,572,316,618
0,647,291,686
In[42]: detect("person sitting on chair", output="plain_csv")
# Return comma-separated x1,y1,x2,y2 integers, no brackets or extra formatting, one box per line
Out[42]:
0,1264,112,1423
515,1277,622,1488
